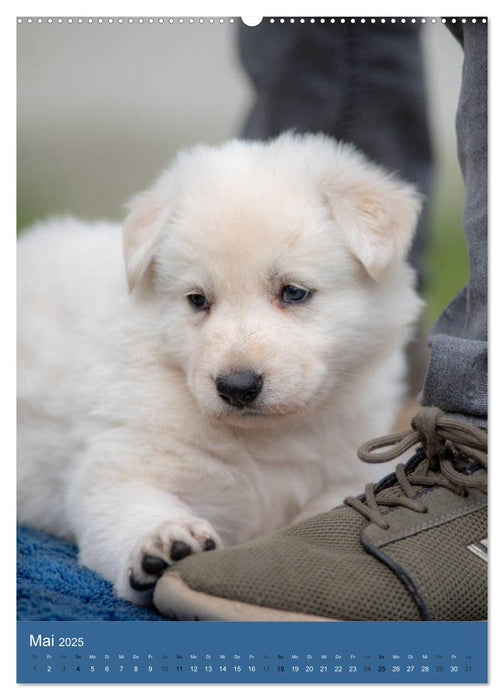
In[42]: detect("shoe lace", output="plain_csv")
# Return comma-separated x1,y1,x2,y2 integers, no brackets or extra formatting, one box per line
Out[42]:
344,407,488,530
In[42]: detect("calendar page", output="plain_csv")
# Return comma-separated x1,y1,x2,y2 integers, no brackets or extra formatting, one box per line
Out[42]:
16,13,488,685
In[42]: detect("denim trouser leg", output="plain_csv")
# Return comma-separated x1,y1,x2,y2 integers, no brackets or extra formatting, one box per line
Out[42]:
238,21,433,288
421,22,488,427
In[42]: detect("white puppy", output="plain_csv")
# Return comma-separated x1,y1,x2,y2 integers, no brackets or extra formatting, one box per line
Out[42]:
17,133,422,604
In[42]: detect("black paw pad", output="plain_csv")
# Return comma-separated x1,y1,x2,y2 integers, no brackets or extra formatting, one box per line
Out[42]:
129,571,155,592
203,538,216,551
170,540,192,561
142,554,168,575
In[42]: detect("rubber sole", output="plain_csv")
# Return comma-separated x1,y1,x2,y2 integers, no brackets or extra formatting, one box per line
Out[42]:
153,571,336,621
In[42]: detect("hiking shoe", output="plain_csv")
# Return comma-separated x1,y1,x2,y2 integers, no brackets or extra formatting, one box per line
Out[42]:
153,407,487,621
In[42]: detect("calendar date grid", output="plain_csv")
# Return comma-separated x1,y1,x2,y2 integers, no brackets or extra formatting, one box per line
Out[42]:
29,648,475,678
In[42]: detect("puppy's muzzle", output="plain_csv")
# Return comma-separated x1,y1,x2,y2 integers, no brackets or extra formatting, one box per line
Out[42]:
216,370,263,409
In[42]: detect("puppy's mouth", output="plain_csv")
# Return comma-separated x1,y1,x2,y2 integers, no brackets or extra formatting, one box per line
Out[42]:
212,410,285,429
211,399,307,426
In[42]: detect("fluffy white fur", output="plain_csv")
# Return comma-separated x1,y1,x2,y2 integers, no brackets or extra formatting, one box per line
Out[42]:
17,133,422,603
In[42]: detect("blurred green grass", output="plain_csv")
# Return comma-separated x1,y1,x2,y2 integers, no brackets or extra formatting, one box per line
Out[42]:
424,177,468,327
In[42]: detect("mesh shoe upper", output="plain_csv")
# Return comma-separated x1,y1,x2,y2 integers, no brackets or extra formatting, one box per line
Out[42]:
170,505,423,620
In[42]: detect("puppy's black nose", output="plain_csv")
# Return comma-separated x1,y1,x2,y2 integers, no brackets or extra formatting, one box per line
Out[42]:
216,371,263,408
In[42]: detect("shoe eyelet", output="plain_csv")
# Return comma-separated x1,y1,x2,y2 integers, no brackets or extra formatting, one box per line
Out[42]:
380,523,390,531
420,505,429,514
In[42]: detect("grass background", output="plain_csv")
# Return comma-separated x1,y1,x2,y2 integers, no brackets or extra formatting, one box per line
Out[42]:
425,178,468,326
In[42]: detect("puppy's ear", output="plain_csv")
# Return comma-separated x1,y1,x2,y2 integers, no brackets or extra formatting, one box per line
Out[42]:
123,188,170,292
322,168,422,281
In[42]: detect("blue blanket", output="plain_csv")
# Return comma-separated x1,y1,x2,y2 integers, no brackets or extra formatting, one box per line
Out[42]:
17,525,167,621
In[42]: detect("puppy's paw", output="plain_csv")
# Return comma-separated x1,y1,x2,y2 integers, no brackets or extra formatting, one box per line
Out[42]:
119,519,222,604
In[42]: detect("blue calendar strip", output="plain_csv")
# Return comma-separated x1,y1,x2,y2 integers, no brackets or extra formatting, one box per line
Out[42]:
17,620,487,683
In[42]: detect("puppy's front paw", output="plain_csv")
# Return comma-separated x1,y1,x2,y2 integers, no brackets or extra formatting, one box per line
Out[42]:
119,519,221,604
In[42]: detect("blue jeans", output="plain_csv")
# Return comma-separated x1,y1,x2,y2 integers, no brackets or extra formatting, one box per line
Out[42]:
238,19,487,426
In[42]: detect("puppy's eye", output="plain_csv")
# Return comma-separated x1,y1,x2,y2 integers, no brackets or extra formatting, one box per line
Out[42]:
187,293,210,311
281,285,310,304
